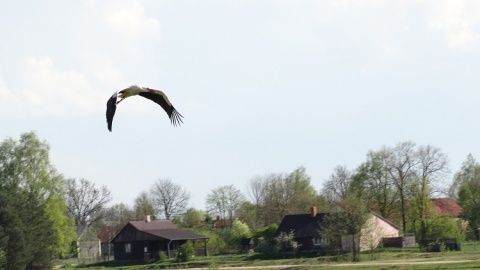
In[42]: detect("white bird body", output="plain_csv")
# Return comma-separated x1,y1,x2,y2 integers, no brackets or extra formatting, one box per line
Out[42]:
106,85,183,132
118,85,147,100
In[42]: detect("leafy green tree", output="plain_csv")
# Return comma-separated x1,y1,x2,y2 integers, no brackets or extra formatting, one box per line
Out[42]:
224,219,251,248
0,132,76,268
352,148,398,220
133,191,156,220
253,224,278,242
179,208,206,228
409,217,464,242
453,154,480,238
408,145,449,246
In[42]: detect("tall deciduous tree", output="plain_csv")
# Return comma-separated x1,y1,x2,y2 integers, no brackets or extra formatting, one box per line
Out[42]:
246,167,323,226
453,154,480,238
65,178,112,228
352,148,398,220
389,141,419,235
320,194,369,262
411,145,449,246
134,191,156,220
151,178,190,220
206,184,245,226
179,208,206,228
321,165,353,203
101,203,135,226
0,131,76,268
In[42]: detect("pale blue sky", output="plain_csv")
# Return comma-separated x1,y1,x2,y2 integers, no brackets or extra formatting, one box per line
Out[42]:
1,1,480,210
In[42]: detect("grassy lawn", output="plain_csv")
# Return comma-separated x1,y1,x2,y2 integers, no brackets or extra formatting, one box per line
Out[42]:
55,242,480,269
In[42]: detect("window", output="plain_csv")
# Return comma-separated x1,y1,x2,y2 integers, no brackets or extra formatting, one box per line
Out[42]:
313,236,329,246
125,243,131,253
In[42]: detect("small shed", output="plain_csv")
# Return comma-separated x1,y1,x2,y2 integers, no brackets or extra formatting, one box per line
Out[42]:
110,216,208,261
240,238,254,252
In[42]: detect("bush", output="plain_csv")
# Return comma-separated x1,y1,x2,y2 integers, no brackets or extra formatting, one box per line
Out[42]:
158,251,168,262
176,241,194,262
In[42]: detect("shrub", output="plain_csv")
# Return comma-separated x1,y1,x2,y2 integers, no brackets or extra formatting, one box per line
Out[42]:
176,241,194,262
158,251,168,262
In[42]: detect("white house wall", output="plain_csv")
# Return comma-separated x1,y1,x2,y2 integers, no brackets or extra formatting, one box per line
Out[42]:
341,214,399,252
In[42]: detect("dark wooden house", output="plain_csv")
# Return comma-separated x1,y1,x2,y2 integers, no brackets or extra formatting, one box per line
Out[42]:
275,207,400,252
274,207,327,251
110,216,208,261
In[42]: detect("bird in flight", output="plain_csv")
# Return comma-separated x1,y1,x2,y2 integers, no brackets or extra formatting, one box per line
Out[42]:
106,85,183,132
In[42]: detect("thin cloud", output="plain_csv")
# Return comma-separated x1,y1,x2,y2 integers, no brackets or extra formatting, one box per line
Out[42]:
105,0,161,40
0,57,105,118
427,0,480,50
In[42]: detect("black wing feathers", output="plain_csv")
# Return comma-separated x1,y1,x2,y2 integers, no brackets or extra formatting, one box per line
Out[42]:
106,92,117,132
138,92,184,126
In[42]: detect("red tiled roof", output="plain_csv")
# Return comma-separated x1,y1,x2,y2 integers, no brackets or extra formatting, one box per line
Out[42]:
432,198,462,217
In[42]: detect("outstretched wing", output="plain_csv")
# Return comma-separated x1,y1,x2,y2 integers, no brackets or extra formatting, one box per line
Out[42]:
139,89,184,126
106,92,117,132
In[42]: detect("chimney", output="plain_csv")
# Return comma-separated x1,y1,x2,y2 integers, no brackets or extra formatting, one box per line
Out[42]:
145,215,151,222
216,215,220,221
310,206,317,218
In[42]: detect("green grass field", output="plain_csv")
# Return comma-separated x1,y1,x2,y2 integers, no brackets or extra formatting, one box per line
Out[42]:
55,242,480,269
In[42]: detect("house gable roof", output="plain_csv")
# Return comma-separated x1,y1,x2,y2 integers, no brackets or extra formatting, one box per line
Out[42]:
275,212,400,239
274,213,326,238
110,220,208,243
98,225,120,243
371,212,401,230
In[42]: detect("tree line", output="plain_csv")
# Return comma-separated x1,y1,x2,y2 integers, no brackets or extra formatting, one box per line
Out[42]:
1,132,479,268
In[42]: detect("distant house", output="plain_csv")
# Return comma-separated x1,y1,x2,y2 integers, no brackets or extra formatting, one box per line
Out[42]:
240,238,254,252
212,215,232,229
76,225,101,260
110,215,209,261
343,212,400,251
98,225,121,259
274,207,400,252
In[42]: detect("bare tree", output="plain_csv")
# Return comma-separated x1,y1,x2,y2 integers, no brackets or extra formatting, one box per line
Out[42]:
245,167,322,226
65,178,112,227
389,141,419,235
206,184,245,227
151,178,190,220
321,165,352,203
247,176,266,206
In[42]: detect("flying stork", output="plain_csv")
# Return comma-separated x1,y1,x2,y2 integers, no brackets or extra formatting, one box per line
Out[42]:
106,85,183,132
